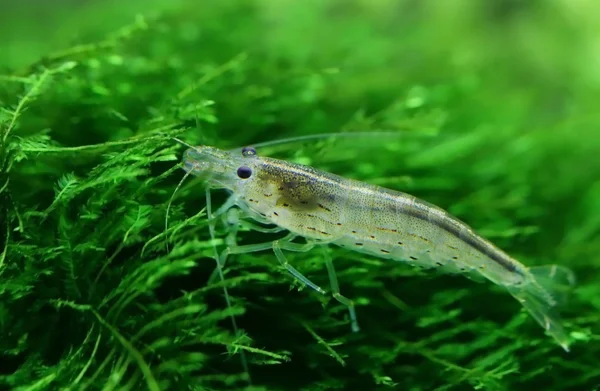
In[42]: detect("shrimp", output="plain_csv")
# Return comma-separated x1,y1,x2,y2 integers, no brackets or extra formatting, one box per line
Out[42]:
177,139,576,352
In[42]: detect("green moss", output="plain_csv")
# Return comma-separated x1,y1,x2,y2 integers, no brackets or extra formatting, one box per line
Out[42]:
1,1,599,390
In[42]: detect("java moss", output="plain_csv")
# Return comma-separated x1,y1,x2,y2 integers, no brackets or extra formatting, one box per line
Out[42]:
1,1,600,390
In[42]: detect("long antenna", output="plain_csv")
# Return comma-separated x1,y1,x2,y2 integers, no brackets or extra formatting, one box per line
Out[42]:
164,167,193,253
238,131,402,149
171,136,198,150
173,130,435,153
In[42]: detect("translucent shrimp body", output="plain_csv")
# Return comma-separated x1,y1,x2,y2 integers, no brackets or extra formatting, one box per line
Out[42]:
183,144,575,351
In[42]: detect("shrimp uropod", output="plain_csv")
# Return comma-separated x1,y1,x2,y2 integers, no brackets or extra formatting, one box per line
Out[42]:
179,139,576,352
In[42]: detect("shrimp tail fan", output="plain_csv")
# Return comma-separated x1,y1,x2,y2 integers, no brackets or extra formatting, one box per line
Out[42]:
506,265,576,352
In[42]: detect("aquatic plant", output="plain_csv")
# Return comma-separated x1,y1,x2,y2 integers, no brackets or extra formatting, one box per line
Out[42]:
1,1,599,390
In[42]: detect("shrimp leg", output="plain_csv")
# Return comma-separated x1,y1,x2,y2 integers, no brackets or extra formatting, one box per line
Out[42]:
207,233,297,285
212,230,360,331
238,218,285,234
322,248,360,332
222,207,284,236
207,217,289,285
210,233,326,295
216,232,295,264
275,242,360,331
273,240,326,294
220,208,277,248
212,194,240,217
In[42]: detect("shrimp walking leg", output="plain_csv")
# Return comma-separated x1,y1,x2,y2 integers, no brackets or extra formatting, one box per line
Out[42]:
222,208,240,247
322,248,360,332
209,233,325,295
217,232,296,266
238,219,286,234
206,236,288,285
274,240,360,332
221,208,282,245
218,239,284,268
212,193,240,217
206,225,292,285
222,207,284,235
272,240,326,294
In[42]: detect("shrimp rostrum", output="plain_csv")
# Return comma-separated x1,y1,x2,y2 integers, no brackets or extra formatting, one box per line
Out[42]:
180,141,576,352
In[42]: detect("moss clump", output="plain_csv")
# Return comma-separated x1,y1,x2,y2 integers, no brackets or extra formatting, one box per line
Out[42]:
1,1,599,390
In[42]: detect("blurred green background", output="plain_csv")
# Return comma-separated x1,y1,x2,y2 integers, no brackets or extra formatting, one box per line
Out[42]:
1,0,600,390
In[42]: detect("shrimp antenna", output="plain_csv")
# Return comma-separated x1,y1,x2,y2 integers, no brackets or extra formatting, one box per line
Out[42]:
171,130,433,153
171,136,199,150
164,136,203,253
246,130,417,149
164,166,193,253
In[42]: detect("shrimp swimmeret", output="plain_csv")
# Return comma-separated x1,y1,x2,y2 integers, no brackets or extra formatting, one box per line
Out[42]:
176,138,576,352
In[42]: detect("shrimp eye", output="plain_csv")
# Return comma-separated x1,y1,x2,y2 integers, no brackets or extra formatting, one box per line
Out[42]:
237,165,252,179
241,146,256,157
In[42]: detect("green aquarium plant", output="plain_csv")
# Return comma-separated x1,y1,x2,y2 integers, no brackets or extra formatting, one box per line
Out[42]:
1,1,599,390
